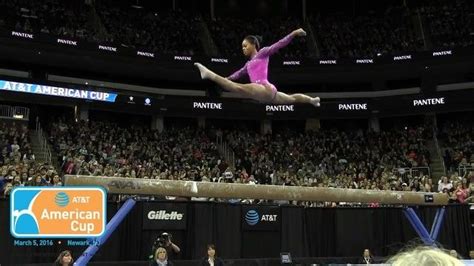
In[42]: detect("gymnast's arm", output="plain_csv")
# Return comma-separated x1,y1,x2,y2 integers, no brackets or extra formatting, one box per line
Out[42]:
258,28,306,57
227,64,248,81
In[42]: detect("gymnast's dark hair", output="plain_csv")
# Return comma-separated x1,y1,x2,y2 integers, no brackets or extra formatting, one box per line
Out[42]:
244,35,263,50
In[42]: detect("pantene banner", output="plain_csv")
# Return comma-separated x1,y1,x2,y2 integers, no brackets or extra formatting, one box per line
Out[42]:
10,187,106,238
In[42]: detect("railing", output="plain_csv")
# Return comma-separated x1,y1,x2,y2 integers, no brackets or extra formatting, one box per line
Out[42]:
458,165,473,177
216,134,235,169
0,105,29,120
198,16,220,56
392,167,431,179
35,117,52,164
433,125,447,175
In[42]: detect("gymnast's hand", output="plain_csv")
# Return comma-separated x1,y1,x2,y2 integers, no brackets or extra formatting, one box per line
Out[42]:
292,28,307,37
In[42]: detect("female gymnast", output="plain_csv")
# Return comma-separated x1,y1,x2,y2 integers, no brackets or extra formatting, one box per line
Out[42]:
194,28,320,107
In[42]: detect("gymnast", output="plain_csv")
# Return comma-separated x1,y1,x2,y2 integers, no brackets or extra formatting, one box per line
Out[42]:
194,28,320,107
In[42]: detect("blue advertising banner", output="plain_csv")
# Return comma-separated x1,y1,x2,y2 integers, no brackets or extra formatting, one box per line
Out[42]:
0,80,117,102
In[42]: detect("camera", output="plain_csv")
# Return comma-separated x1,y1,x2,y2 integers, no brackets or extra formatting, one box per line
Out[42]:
152,232,171,250
150,232,172,259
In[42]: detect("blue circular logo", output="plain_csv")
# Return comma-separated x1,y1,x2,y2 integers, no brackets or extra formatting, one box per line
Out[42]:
55,192,70,207
245,210,259,226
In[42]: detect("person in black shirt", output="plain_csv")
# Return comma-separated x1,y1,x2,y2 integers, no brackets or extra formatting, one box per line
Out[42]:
200,244,224,266
161,232,180,260
358,249,374,264
150,232,181,261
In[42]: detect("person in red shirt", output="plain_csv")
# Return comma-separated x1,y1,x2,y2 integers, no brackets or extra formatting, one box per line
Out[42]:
454,182,468,203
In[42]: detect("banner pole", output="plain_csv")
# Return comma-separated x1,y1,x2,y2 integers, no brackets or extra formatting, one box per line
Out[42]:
74,198,136,266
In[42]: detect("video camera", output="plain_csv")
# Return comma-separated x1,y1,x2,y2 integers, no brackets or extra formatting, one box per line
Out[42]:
150,232,172,259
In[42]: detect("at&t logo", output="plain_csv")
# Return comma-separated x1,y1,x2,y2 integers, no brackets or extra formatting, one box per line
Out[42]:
55,192,70,207
245,210,259,226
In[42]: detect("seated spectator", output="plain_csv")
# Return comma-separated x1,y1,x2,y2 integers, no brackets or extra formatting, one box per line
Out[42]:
54,250,74,266
96,0,202,55
453,182,469,203
0,0,92,39
0,121,54,196
48,120,222,182
150,247,174,266
440,121,473,174
311,5,421,58
387,246,462,265
200,244,224,266
419,0,474,49
208,16,308,58
224,126,430,192
359,248,374,264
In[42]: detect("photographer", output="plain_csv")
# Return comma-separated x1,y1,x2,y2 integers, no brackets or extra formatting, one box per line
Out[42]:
151,233,180,260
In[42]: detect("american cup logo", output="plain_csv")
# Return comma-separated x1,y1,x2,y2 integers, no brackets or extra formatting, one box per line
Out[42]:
10,187,106,238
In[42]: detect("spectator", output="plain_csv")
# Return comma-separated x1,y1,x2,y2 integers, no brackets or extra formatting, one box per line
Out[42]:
49,120,222,182
200,244,225,266
419,0,474,49
359,248,374,264
0,122,52,197
0,0,473,59
150,247,174,266
440,121,473,174
0,0,91,39
311,5,421,58
53,250,74,266
95,0,202,55
388,246,462,266
209,16,308,58
160,232,180,260
224,126,430,194
449,249,459,259
453,182,469,203
438,176,453,192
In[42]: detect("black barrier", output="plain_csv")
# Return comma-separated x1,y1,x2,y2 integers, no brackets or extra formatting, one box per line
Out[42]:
1,26,474,100
2,29,472,68
1,81,474,119
17,256,385,266
1,200,472,265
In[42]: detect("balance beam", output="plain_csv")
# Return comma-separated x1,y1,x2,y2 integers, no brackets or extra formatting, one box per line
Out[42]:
64,175,448,205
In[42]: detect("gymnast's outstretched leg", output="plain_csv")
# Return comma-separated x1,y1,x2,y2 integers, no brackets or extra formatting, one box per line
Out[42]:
194,63,267,98
274,92,320,107
195,62,320,106
194,63,246,93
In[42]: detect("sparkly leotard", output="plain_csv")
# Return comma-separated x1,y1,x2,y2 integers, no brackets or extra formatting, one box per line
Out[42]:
227,33,295,101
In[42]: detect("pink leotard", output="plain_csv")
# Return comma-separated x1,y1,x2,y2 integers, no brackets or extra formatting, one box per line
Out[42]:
227,33,295,101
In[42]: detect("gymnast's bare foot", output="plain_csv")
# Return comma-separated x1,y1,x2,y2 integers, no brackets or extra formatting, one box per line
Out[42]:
310,97,320,107
194,63,216,80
